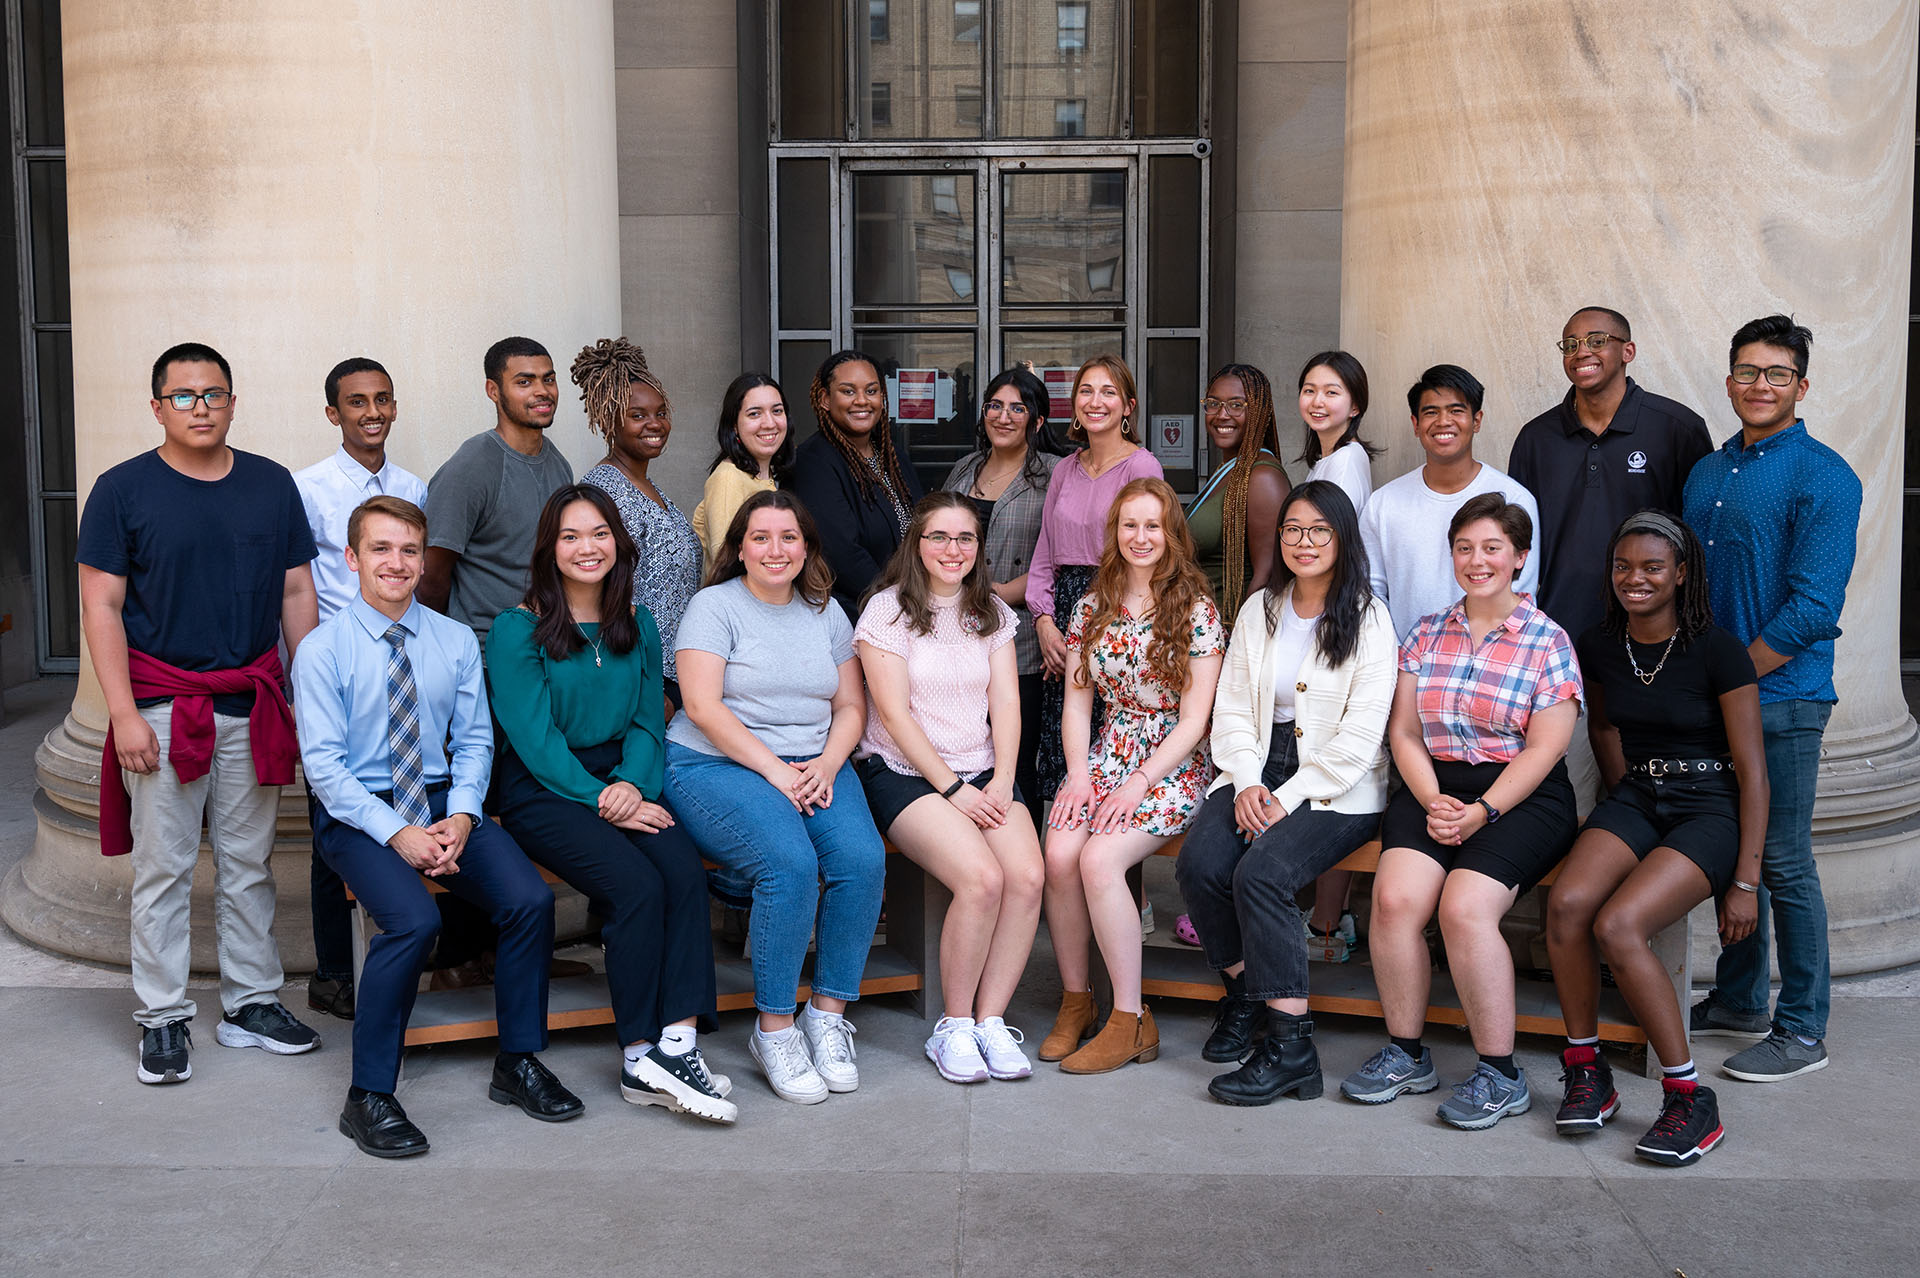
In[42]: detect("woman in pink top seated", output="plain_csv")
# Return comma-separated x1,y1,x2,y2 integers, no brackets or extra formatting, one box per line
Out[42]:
1026,355,1164,802
855,492,1043,1085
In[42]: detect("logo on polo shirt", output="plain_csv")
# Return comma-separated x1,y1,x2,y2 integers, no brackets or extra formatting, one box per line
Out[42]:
1627,450,1648,474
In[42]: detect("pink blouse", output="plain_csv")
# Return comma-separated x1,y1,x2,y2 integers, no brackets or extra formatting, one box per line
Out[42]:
1025,447,1165,619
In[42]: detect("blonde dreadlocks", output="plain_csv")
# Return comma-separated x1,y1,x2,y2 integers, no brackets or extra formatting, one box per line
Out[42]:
1211,362,1282,611
571,337,667,440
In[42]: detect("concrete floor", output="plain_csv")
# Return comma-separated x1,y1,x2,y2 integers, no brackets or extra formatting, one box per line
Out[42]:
2,677,1916,1277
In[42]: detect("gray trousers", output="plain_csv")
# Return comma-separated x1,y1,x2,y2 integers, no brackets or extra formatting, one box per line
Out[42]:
125,702,285,1027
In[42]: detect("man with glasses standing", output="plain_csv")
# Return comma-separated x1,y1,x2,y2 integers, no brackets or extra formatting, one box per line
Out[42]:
1510,308,1711,813
78,342,322,1085
1684,315,1861,1083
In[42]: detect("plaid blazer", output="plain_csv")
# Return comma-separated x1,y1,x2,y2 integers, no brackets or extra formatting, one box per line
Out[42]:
942,449,1064,676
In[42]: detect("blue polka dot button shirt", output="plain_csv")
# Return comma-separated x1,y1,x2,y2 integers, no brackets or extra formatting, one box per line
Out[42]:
1683,420,1862,704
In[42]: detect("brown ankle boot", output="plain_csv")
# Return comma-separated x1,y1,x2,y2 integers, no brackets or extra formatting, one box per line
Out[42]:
1038,989,1098,1061
1059,1006,1160,1074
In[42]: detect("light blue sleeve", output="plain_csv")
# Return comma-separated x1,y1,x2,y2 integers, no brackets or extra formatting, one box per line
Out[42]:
292,631,408,847
446,625,495,820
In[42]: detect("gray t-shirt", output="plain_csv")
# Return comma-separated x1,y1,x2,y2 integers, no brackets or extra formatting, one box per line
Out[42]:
426,430,574,639
666,577,855,759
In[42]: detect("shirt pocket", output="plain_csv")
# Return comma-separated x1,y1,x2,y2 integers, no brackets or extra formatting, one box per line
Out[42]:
230,532,280,599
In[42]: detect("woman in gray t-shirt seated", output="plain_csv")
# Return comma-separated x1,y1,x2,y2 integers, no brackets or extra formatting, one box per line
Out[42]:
664,490,885,1107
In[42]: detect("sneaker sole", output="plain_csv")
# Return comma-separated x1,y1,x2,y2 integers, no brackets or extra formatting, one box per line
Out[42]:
1438,1093,1531,1130
1555,1092,1622,1133
1722,1054,1829,1084
1691,1024,1771,1040
215,1022,319,1055
136,1058,190,1085
1340,1073,1439,1104
620,1077,739,1124
926,1046,989,1084
1636,1122,1725,1166
986,1064,1033,1080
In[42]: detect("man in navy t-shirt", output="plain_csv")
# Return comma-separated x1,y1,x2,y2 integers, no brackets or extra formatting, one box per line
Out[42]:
77,341,322,1086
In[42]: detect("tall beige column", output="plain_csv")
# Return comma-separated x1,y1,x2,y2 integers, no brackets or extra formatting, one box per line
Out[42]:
1,2,621,966
1340,2,1920,973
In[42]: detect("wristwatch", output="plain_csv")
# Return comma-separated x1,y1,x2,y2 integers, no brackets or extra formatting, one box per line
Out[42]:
1474,797,1501,824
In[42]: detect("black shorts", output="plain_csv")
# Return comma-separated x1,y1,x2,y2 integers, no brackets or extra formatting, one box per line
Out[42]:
1581,772,1740,896
1381,758,1578,892
853,754,1020,834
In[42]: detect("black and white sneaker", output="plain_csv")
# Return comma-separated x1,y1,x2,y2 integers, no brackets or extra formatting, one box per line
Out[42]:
1554,1047,1621,1133
137,1019,192,1084
1635,1081,1725,1166
216,1001,320,1055
621,1047,739,1124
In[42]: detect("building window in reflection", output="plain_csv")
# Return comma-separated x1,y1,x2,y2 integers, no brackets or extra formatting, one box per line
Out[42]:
1086,256,1118,294
872,81,893,127
945,266,975,300
870,0,889,41
1057,1,1089,52
931,175,961,216
957,84,982,126
1055,99,1086,137
954,0,980,43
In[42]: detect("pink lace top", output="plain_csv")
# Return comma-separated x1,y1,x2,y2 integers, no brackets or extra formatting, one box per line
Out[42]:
854,586,1018,777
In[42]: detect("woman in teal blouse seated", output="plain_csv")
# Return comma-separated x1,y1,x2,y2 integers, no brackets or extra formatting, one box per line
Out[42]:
487,484,735,1125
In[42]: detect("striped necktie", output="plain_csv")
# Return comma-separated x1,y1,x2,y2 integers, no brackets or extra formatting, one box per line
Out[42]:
382,623,431,828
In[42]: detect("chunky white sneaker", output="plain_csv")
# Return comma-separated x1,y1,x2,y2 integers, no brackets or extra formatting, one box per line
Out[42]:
799,1008,859,1092
621,1047,739,1124
973,1017,1033,1080
749,1029,829,1104
925,1017,989,1083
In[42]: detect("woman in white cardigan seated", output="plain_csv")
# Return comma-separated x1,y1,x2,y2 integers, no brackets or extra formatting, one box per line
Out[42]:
1174,480,1396,1105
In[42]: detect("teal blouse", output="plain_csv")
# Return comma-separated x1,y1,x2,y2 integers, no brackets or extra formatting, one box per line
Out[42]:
485,605,667,805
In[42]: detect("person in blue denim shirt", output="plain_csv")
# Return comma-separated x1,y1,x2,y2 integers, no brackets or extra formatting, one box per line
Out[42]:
1682,314,1862,1083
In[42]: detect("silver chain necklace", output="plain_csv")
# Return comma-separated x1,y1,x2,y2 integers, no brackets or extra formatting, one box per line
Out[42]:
1625,629,1679,685
577,620,605,668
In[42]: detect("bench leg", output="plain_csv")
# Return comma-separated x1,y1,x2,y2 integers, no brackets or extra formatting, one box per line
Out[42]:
1646,912,1693,1080
884,852,945,1020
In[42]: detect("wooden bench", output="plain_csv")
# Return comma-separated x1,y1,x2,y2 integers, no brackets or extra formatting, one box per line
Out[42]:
1129,835,1690,1075
347,845,944,1047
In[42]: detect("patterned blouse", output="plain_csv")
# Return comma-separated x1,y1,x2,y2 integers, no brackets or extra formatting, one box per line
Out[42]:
1397,597,1582,765
582,462,703,680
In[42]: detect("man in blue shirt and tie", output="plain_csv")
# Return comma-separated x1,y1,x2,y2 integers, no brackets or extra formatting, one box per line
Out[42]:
1683,315,1862,1084
292,494,581,1157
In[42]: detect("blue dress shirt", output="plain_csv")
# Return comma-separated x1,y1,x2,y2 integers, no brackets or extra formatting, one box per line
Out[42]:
294,446,429,622
1683,420,1861,704
291,594,493,845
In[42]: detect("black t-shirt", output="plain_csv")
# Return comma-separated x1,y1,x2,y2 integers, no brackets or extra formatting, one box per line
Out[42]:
77,448,316,713
1575,623,1756,762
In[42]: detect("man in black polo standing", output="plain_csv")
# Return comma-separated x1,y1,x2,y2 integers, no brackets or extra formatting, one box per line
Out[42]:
1509,306,1712,811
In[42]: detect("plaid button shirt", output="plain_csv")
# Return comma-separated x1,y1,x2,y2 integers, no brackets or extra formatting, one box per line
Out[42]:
1398,597,1582,764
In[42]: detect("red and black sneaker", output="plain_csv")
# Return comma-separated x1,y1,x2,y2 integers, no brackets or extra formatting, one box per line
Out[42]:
1634,1079,1725,1167
1554,1044,1621,1133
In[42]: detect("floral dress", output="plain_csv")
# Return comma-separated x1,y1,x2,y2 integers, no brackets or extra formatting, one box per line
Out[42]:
1065,594,1226,835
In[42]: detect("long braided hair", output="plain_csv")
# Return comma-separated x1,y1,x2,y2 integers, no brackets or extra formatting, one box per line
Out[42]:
570,337,666,441
1208,362,1284,612
810,350,912,505
1600,509,1715,649
1076,478,1213,695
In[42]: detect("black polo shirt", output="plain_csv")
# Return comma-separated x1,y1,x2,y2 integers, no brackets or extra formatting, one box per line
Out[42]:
1508,377,1712,642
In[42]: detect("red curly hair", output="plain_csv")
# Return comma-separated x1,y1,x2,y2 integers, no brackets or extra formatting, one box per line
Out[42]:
1074,477,1214,694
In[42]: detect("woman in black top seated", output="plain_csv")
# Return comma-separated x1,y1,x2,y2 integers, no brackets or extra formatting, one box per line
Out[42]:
1544,510,1767,1168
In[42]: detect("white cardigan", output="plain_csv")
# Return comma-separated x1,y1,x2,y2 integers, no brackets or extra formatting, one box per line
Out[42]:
1206,587,1397,815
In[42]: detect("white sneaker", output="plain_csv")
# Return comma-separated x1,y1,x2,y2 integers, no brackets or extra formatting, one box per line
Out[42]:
925,1017,990,1083
799,1008,859,1093
973,1017,1033,1080
1140,901,1156,937
620,1047,739,1124
749,1029,829,1104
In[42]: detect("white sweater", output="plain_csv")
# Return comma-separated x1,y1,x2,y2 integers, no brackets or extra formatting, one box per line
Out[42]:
1207,587,1397,815
1358,461,1541,641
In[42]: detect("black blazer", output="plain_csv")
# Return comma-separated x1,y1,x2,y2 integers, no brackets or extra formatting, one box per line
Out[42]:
786,428,927,620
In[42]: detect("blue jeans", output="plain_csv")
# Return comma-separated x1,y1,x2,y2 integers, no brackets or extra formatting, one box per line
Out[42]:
1710,698,1833,1040
664,742,886,1016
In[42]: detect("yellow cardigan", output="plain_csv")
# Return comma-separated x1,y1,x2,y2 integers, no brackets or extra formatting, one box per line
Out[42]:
691,464,778,567
1206,586,1397,815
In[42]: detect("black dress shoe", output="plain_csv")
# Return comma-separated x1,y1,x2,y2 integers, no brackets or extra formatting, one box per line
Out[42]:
308,976,356,1021
488,1054,584,1122
339,1091,430,1158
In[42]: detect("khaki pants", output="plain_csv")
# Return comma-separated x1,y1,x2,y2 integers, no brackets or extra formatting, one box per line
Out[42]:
124,701,285,1027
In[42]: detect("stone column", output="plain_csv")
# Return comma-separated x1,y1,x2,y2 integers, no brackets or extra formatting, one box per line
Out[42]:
1339,1,1920,974
1,2,621,967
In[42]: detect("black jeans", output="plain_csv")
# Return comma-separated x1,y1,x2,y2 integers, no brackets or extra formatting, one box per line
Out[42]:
1174,733,1382,1001
489,739,718,1045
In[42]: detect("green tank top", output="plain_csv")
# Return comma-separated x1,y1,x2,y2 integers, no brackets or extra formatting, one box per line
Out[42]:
1188,453,1288,607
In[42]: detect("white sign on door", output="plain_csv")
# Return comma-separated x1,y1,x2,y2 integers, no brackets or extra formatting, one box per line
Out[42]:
1150,414,1194,468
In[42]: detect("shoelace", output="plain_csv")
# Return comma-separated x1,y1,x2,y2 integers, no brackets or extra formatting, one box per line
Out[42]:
1647,1088,1696,1137
1452,1065,1499,1106
1360,1045,1407,1079
1209,996,1251,1036
770,1032,814,1075
684,1049,716,1090
978,1022,1025,1049
815,1019,857,1064
1560,1060,1603,1106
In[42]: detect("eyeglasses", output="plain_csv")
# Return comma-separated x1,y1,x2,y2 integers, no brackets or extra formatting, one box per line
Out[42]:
984,399,1030,418
1554,333,1626,354
162,390,232,410
1730,364,1800,387
921,531,979,549
1280,524,1334,547
1201,397,1249,414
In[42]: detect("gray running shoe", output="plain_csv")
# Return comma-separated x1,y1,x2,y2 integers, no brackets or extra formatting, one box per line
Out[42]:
1722,1029,1829,1083
1689,997,1770,1040
1436,1062,1532,1130
1340,1043,1439,1103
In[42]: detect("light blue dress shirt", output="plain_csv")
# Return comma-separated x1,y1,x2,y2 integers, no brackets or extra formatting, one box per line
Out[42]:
294,446,430,621
292,595,492,846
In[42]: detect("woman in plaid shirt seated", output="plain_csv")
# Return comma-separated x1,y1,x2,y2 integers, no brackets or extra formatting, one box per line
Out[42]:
1337,492,1581,1131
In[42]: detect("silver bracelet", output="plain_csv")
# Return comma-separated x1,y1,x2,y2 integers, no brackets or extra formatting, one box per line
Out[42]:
1733,879,1759,893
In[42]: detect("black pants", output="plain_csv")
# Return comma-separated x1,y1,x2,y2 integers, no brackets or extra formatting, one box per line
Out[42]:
1175,733,1382,1001
305,790,356,981
489,739,718,1045
1016,670,1046,830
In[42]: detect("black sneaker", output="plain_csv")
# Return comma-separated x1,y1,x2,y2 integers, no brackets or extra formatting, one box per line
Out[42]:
621,1047,738,1124
1635,1081,1725,1166
1554,1047,1621,1133
216,1001,321,1055
137,1019,192,1084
